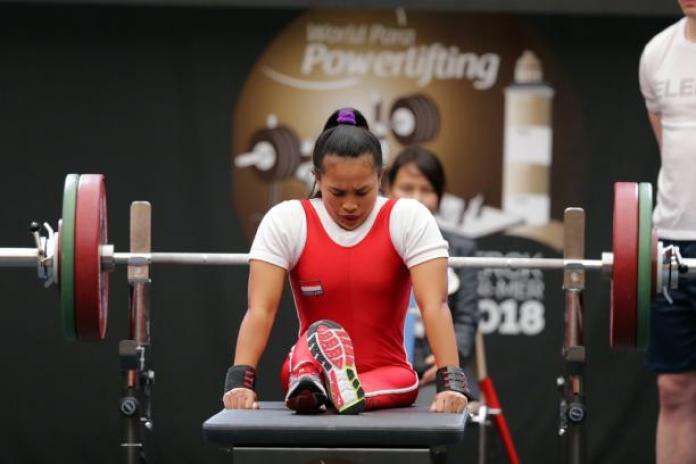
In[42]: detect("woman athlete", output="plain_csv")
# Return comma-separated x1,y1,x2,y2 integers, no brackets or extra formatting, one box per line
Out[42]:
222,108,470,414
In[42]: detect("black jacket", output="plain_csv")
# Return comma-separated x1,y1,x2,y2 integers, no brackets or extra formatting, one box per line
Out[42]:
442,229,480,363
415,230,479,370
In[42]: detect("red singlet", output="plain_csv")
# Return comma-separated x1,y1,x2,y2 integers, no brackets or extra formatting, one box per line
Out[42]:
281,199,419,409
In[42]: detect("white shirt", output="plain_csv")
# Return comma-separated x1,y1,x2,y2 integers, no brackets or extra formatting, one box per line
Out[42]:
249,197,449,270
639,18,696,239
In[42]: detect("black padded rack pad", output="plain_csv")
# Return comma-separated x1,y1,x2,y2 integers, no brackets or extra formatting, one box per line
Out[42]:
204,402,467,448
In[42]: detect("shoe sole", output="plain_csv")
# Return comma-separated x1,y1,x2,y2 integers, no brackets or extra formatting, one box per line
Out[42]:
307,320,365,414
285,375,327,414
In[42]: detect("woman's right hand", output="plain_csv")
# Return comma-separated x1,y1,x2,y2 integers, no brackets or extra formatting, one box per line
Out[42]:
222,387,259,409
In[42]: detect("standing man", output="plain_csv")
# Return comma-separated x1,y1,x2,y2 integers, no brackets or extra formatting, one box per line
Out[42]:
639,2,696,463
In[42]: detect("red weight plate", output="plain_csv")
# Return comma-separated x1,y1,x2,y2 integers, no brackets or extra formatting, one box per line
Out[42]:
74,174,109,341
610,182,638,348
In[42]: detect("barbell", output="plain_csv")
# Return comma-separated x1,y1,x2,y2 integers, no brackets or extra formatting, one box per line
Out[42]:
1,174,693,349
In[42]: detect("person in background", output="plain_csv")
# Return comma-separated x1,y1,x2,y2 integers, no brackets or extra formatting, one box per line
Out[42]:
639,2,696,462
387,145,479,388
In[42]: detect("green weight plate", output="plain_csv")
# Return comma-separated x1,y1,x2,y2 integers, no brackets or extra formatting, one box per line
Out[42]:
60,174,79,341
636,182,653,350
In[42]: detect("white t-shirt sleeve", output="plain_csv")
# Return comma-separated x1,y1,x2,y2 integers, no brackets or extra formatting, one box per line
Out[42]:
638,20,681,115
639,44,660,113
390,198,449,268
248,200,306,270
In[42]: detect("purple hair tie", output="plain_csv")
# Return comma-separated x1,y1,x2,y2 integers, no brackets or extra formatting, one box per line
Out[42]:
337,109,356,126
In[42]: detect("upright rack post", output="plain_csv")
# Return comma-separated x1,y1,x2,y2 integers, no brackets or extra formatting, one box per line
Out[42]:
560,208,587,464
120,202,153,464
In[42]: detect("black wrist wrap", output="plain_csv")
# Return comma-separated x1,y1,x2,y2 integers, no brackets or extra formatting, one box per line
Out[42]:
224,365,256,393
436,366,472,399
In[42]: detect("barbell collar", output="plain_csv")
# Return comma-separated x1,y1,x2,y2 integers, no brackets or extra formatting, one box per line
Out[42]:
670,256,680,291
680,258,696,277
101,244,115,272
601,252,614,276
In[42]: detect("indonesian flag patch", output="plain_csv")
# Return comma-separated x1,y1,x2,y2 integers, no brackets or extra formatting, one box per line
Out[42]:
299,280,324,296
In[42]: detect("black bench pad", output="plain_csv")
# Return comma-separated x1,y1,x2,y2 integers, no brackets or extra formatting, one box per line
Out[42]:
203,401,467,448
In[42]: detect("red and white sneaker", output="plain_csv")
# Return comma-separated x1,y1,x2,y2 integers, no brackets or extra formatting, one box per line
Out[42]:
307,320,365,414
285,362,328,414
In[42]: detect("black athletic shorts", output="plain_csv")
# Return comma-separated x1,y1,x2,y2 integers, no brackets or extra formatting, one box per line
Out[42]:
646,239,696,373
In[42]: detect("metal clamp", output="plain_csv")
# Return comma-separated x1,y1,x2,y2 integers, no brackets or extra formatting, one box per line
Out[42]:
30,221,59,288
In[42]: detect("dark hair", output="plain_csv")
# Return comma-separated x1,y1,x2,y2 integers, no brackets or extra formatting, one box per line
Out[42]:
313,108,382,174
310,108,383,198
387,145,446,204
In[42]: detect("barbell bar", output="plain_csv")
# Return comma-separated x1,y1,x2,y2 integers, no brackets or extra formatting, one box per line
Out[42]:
1,174,693,349
5,249,693,278
0,249,612,270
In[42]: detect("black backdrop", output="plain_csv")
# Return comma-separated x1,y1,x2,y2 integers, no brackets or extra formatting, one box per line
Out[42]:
0,4,676,464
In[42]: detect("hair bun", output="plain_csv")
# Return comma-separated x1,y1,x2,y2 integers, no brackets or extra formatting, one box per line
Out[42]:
322,107,370,131
336,108,357,126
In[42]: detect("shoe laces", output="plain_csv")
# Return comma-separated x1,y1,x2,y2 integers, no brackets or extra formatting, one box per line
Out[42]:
291,361,321,379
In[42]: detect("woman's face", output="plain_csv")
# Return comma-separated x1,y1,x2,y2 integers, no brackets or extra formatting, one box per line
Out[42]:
389,163,439,213
316,153,381,231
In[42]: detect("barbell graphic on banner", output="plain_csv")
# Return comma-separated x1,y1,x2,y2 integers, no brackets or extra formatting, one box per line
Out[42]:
388,93,440,145
235,125,304,182
233,94,442,188
0,174,691,349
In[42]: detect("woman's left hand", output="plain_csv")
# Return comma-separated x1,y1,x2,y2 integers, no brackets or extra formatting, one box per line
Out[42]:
430,390,468,413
